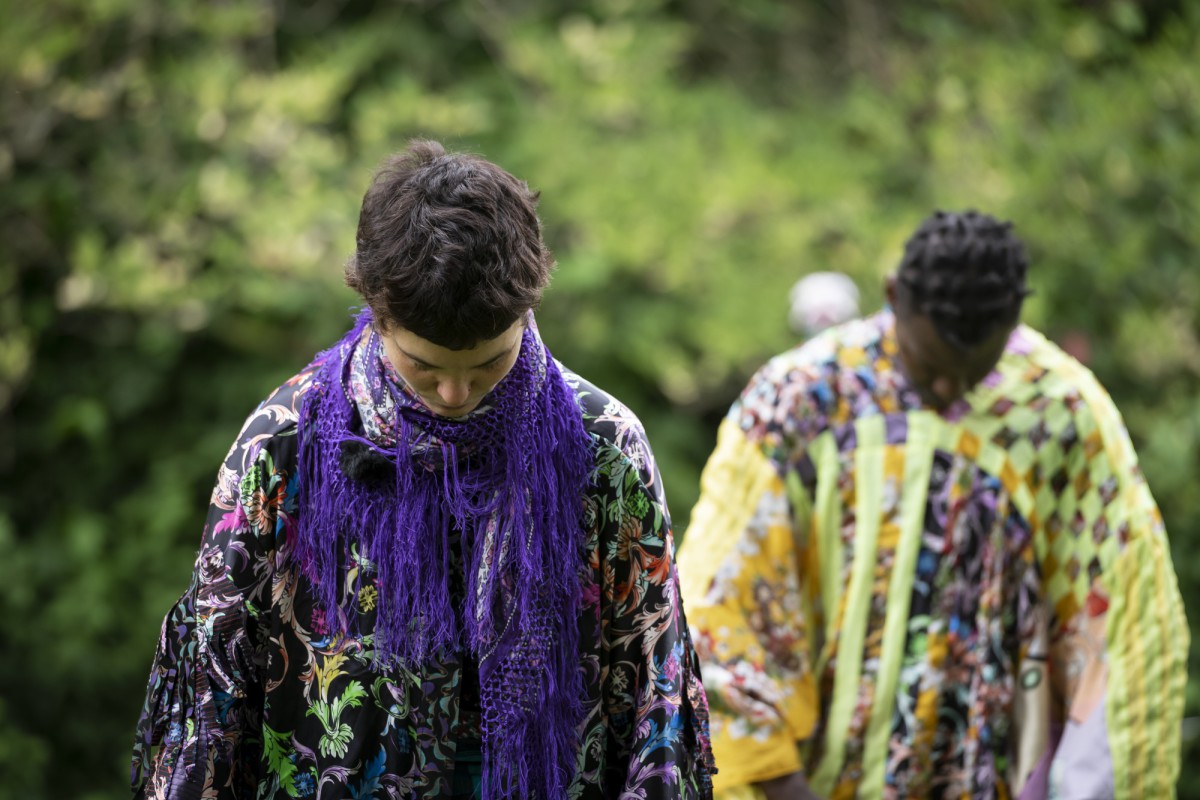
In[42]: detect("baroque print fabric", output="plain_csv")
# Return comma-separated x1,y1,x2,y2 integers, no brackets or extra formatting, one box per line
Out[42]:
678,311,1187,800
132,323,714,799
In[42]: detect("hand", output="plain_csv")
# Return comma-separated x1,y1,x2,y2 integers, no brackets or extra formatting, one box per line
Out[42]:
757,771,824,800
703,662,786,725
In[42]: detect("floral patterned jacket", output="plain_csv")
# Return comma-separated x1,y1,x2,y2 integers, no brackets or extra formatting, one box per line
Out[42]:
131,350,714,799
678,311,1186,800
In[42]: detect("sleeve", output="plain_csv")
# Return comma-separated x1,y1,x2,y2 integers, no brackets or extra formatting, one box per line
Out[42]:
677,416,818,792
1034,369,1188,800
595,432,717,799
131,436,287,799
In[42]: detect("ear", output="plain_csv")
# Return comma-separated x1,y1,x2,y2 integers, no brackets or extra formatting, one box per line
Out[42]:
885,274,898,308
369,309,390,334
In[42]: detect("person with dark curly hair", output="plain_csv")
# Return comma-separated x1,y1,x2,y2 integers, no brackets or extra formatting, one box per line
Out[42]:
679,210,1186,800
131,140,715,800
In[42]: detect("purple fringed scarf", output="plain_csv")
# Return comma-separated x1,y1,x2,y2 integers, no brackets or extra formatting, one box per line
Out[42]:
295,308,593,799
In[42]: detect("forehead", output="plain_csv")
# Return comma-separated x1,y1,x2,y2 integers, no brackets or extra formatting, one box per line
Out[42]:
386,320,523,366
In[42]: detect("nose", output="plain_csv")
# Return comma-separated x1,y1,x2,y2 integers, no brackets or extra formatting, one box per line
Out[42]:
436,378,471,408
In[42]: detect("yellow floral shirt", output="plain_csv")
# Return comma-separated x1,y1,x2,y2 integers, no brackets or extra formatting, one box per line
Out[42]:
679,312,1187,800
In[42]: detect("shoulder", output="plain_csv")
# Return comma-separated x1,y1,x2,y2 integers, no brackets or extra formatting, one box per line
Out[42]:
998,326,1123,423
195,362,320,555
558,366,675,550
559,365,649,449
217,362,320,486
731,312,890,453
985,325,1149,491
559,364,659,483
1005,326,1107,397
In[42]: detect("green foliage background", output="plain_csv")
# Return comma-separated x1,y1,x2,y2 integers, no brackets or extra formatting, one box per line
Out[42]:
2,0,1198,796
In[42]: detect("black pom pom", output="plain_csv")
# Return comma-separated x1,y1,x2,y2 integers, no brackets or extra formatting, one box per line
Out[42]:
339,440,396,490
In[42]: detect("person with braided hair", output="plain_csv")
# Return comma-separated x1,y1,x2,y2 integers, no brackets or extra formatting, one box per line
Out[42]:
678,210,1186,800
131,140,715,799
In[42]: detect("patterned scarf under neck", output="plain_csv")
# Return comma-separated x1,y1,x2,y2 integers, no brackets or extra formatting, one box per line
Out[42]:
295,308,593,799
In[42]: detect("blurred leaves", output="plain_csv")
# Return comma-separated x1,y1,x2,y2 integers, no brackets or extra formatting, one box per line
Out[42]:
2,0,1199,795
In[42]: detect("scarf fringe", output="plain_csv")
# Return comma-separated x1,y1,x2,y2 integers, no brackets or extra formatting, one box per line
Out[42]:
295,310,593,798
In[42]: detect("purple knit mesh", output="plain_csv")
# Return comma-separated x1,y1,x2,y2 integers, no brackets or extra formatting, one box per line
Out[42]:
295,309,592,798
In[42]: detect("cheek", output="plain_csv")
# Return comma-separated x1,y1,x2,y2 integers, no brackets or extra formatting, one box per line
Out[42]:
397,368,436,391
472,375,503,397
481,357,521,393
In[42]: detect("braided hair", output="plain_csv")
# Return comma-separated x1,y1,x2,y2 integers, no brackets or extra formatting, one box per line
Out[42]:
896,210,1031,349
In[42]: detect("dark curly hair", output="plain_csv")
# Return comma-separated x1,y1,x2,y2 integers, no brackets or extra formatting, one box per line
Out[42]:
895,209,1031,349
345,140,554,350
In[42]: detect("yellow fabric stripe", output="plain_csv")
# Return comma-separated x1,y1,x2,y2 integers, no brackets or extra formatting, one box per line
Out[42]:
1107,537,1145,798
809,430,842,659
679,417,781,605
810,415,885,795
1141,529,1169,795
859,412,937,796
1155,534,1189,794
1106,530,1188,799
786,468,820,667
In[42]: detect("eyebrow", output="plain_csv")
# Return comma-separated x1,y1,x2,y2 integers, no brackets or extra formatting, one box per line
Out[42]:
398,344,515,370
